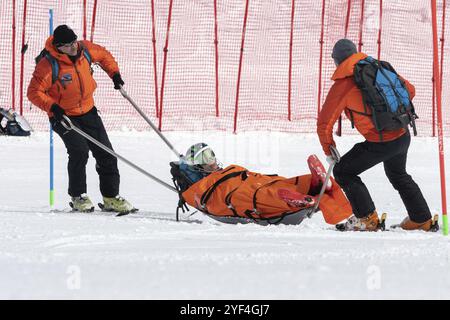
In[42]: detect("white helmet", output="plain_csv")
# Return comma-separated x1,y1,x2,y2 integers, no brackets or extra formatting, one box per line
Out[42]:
185,143,221,172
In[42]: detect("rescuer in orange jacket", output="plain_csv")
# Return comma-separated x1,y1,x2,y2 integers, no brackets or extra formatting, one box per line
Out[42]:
317,39,434,232
27,25,134,214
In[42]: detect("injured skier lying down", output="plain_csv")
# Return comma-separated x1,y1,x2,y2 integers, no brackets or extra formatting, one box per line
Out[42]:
170,143,352,226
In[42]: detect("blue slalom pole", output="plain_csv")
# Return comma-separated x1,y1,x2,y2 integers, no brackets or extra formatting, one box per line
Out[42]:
49,9,54,209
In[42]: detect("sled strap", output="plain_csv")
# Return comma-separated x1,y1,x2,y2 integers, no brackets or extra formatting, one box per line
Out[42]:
251,179,283,214
224,187,240,217
247,179,301,224
200,170,248,209
242,208,294,225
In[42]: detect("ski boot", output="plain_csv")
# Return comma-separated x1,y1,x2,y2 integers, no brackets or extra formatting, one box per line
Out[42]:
98,195,138,216
307,155,332,193
277,188,315,208
69,194,95,213
336,211,386,231
391,214,439,232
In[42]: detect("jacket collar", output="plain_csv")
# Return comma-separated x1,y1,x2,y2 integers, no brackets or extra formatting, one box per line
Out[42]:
331,52,368,81
45,36,80,65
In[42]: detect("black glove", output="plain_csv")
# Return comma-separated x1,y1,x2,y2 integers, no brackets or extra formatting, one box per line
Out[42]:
50,103,65,122
112,73,124,90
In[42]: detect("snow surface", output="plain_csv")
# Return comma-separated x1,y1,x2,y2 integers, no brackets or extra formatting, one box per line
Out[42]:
1,130,450,299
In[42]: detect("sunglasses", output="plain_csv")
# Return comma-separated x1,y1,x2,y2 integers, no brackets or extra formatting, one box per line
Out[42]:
56,40,77,49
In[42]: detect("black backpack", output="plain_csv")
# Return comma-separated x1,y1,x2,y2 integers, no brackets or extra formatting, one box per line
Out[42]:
0,108,31,136
352,56,417,140
170,161,196,221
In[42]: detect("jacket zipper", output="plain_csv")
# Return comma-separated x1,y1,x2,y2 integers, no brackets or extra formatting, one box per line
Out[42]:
73,60,84,114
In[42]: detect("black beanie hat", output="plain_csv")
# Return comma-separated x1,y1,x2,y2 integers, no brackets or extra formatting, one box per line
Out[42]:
52,25,77,46
332,39,357,65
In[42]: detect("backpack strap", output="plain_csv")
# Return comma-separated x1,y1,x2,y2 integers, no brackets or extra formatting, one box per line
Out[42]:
409,101,418,136
83,47,92,65
79,43,94,76
44,45,92,85
347,109,356,129
43,54,59,84
354,58,388,141
355,59,376,117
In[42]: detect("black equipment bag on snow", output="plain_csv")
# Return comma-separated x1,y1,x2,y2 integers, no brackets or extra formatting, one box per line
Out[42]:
0,108,32,137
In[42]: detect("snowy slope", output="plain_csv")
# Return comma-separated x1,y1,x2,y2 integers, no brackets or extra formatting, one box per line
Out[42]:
1,131,449,299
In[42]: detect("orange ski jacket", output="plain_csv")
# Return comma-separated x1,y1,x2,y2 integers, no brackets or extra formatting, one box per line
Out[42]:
27,36,120,117
317,52,415,156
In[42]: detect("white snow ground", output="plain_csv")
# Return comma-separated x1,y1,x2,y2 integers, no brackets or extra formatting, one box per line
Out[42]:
1,130,450,299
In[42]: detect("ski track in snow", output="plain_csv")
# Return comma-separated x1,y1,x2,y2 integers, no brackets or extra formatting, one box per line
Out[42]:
1,132,450,299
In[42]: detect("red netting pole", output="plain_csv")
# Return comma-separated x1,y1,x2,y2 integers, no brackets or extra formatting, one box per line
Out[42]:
358,0,365,52
431,0,448,235
159,0,174,131
377,0,383,60
151,0,159,118
432,76,436,137
287,0,295,121
214,0,219,117
317,0,326,115
433,0,446,137
19,0,27,116
440,0,446,91
90,0,98,42
233,0,250,134
83,0,87,40
344,0,351,37
337,0,352,136
11,0,16,111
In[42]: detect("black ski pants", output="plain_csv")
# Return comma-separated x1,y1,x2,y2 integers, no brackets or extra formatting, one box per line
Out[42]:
333,131,431,223
51,107,120,198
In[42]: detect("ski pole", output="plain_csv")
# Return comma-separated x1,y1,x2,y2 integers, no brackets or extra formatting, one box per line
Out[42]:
307,146,341,218
118,86,183,159
49,9,55,210
60,115,177,193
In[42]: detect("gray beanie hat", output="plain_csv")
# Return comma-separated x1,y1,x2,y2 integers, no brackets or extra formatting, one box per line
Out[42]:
332,39,357,65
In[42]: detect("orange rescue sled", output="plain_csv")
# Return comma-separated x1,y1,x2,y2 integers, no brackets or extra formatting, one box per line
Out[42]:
171,162,352,226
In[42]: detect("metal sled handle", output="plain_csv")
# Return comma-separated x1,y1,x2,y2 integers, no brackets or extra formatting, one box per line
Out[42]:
119,86,184,160
330,145,341,163
60,115,74,131
306,146,340,219
60,115,177,193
